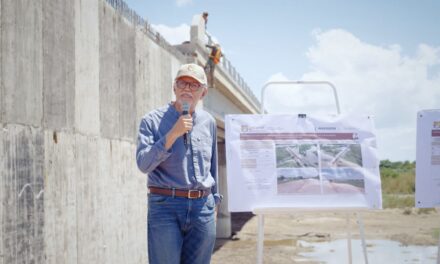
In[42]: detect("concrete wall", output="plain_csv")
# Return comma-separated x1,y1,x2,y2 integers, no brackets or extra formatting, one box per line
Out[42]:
43,0,75,130
0,0,183,263
1,0,43,126
0,125,45,264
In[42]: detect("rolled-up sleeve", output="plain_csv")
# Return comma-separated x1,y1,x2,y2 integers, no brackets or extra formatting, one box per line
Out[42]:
136,118,172,174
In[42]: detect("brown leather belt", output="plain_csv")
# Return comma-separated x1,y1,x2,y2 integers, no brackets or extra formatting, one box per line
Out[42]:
148,187,210,199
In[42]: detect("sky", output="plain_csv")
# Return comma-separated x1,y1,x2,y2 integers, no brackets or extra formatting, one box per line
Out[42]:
123,0,440,162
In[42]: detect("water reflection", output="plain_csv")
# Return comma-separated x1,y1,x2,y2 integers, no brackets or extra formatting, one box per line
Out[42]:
298,239,438,264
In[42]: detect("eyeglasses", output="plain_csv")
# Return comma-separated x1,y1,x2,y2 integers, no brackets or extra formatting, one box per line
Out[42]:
176,79,203,91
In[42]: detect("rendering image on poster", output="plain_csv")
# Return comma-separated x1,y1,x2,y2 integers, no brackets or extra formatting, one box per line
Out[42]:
276,144,320,194
320,143,365,193
276,143,365,195
320,144,363,168
320,168,365,194
276,143,319,168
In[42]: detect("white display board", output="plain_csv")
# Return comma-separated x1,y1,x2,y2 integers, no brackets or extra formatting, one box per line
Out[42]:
225,114,382,212
416,109,440,208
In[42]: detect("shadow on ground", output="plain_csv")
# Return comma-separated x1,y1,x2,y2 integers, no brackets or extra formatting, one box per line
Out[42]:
214,212,255,252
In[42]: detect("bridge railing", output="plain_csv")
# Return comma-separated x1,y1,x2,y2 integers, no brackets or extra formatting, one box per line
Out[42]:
105,0,186,61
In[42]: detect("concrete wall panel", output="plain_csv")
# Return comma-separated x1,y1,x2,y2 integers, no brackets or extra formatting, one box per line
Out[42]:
118,20,136,141
1,0,43,126
99,2,136,141
146,42,160,109
43,131,77,264
0,125,44,263
0,0,2,125
97,138,116,263
146,41,174,109
135,30,181,127
170,55,183,102
99,2,120,139
1,0,3,243
1,127,3,264
160,49,174,105
75,0,100,136
0,127,2,264
75,134,104,263
43,0,75,130
98,138,147,263
135,29,152,125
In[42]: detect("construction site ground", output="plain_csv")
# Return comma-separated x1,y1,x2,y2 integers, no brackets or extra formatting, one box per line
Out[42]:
211,208,440,263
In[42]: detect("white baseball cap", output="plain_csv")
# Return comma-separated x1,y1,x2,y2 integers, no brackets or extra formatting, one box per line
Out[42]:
175,63,207,86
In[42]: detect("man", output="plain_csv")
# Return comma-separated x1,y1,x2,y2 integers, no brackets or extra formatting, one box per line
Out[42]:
136,63,222,264
204,43,222,88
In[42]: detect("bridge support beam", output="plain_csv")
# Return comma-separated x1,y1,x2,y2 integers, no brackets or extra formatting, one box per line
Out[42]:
216,142,232,238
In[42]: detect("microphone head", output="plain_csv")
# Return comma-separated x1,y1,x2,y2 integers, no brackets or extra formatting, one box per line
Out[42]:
182,101,190,115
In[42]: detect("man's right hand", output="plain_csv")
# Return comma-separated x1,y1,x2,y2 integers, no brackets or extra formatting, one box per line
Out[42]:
164,115,193,150
173,114,193,137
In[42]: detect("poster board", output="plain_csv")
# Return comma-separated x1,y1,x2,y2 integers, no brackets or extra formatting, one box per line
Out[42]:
416,109,440,208
225,114,382,212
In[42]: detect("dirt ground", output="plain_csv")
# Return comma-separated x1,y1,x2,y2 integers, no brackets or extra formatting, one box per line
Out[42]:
211,209,440,263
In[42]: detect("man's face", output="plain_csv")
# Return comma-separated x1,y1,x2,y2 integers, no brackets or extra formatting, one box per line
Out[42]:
174,76,207,107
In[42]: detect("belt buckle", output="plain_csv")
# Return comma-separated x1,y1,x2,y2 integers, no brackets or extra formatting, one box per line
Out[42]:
188,190,202,199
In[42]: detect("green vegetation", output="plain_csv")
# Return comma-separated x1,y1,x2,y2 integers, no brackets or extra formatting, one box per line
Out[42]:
432,228,440,240
382,194,414,208
380,160,416,208
380,160,415,194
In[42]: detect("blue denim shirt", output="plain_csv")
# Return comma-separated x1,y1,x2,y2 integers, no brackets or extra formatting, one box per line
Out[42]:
136,103,222,204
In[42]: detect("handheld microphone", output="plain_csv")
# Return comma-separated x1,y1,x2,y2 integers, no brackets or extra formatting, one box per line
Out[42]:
182,102,190,148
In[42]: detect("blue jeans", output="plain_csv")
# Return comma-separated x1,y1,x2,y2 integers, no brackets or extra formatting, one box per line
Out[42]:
148,193,216,264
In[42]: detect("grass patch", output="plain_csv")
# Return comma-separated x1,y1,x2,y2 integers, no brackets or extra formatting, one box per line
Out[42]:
380,160,418,209
382,194,414,209
432,228,440,240
381,170,415,194
417,208,437,214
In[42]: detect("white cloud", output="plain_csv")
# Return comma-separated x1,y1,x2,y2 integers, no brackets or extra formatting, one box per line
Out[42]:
267,72,290,82
265,29,440,161
176,0,193,7
151,23,190,45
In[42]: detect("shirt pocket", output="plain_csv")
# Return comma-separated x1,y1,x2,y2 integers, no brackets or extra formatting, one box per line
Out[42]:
193,134,213,162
